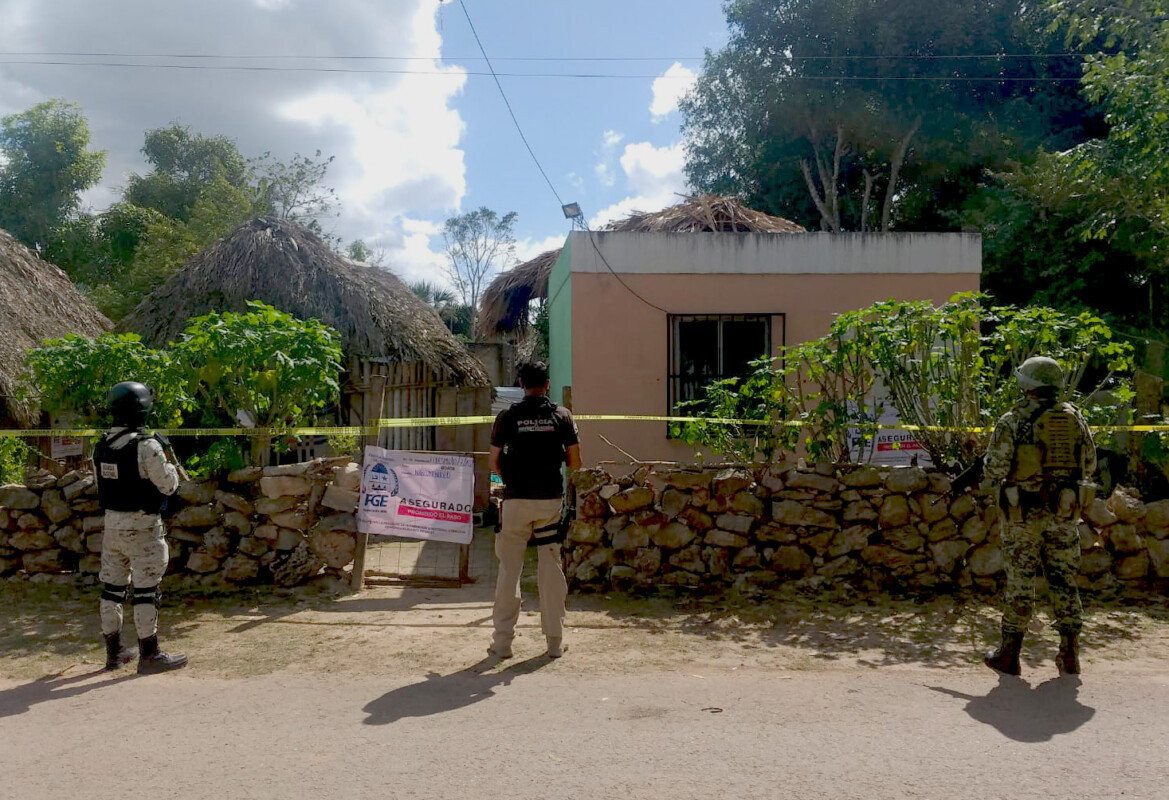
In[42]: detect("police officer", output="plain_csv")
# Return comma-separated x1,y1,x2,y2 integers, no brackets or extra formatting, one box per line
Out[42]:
488,362,581,659
983,357,1096,676
95,381,188,674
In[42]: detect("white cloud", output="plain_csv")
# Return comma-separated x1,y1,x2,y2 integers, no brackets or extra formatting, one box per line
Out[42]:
650,62,697,122
594,129,624,188
514,233,567,264
591,141,689,228
253,0,293,9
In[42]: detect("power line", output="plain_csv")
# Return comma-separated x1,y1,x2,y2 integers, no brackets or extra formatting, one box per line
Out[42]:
0,60,1086,82
457,0,564,207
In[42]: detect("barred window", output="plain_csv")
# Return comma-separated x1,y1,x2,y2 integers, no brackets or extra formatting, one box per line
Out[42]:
668,314,774,415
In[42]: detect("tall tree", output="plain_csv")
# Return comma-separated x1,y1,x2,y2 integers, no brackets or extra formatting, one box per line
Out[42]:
442,207,517,337
252,149,337,232
680,0,1096,232
124,124,250,222
0,99,105,250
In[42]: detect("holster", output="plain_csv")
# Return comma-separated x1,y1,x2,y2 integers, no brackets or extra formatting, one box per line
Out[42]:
531,504,572,548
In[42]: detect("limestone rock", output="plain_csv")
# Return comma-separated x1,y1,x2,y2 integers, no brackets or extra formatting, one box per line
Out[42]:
310,529,356,569
71,499,101,515
269,510,308,531
961,516,988,544
40,490,71,525
733,546,761,570
703,546,732,579
260,476,311,499
860,545,919,574
221,511,251,534
317,514,358,534
56,470,83,489
186,551,221,573
968,545,1004,577
727,490,764,516
598,485,620,501
608,565,637,583
214,490,255,516
174,504,219,529
178,481,217,505
770,545,811,574
949,494,976,522
85,532,103,553
1146,539,1169,578
841,466,882,488
668,544,706,573
53,525,84,554
256,496,298,516
632,510,667,531
1143,499,1169,536
1107,488,1145,524
759,468,785,494
883,525,925,553
263,463,312,478
568,520,605,544
756,523,799,543
919,494,949,524
270,542,325,587
878,495,911,529
930,540,968,572
704,529,749,548
843,501,878,524
612,525,650,551
772,500,835,528
274,529,304,551
22,548,67,573
1085,498,1118,528
660,570,702,587
828,525,871,557
603,515,628,538
237,536,270,558
63,476,94,502
16,512,44,530
577,491,608,518
222,555,260,582
657,488,687,519
253,524,280,544
661,470,714,491
712,468,753,499
226,467,264,484
677,506,713,532
632,547,662,575
650,522,695,549
884,467,928,494
609,487,654,514
1108,524,1143,554
11,529,53,551
572,468,609,495
1080,547,1113,576
927,518,959,543
201,527,232,559
928,474,953,495
0,485,39,510
77,554,101,574
321,485,359,513
786,471,841,494
715,514,754,535
1115,551,1150,581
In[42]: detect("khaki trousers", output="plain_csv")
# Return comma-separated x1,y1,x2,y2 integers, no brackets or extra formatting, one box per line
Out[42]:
492,498,567,648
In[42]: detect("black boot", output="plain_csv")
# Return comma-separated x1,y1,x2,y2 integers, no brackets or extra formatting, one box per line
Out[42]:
984,627,1024,676
1056,629,1080,675
103,632,135,671
137,635,188,675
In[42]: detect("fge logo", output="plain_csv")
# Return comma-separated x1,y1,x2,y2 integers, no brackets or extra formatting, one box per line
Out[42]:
364,494,391,507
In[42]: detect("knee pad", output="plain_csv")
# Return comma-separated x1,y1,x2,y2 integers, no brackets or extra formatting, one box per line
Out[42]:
132,586,162,608
101,583,128,604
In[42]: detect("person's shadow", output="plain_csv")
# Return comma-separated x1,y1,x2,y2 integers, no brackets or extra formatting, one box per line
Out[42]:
0,668,139,719
362,655,553,725
929,674,1096,742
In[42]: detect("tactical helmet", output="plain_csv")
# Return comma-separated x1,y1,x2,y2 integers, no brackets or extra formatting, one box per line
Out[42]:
107,381,153,426
1014,356,1064,391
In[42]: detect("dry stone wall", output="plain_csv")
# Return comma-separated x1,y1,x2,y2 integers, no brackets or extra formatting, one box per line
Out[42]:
566,464,1169,596
0,457,362,588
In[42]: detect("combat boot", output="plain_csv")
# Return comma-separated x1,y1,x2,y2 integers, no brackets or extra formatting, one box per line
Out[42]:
103,632,135,671
984,627,1024,676
1056,630,1080,675
136,635,188,675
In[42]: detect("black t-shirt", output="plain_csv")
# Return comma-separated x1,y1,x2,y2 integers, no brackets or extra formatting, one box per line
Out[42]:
491,395,579,499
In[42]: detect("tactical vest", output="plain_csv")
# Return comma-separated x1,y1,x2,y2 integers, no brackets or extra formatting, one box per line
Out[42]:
1009,402,1085,509
94,431,167,514
497,396,568,500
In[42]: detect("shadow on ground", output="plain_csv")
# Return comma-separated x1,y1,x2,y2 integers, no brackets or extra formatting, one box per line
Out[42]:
928,675,1096,741
0,667,139,718
362,654,554,725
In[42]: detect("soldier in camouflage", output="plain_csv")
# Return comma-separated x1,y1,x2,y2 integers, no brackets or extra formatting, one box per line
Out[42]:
95,382,188,674
982,356,1096,676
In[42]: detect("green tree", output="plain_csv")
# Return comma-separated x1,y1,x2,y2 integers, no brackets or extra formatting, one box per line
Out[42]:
123,124,250,222
442,207,517,337
680,0,1096,232
252,149,337,232
171,302,343,465
0,99,105,250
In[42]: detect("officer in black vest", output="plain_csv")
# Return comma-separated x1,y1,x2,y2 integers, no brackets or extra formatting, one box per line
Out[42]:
94,381,187,674
488,362,581,659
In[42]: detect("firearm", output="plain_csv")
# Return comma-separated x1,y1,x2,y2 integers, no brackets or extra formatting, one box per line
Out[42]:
153,433,190,482
948,455,984,497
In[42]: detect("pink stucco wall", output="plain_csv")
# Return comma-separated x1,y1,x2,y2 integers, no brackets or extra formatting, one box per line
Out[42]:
569,271,979,467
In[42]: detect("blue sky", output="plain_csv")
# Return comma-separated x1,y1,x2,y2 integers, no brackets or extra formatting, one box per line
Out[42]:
0,0,730,286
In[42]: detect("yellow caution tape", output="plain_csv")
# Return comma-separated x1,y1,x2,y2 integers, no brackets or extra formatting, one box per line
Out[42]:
3,415,1167,438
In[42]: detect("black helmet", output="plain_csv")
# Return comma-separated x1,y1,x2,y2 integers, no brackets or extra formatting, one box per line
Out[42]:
107,381,153,426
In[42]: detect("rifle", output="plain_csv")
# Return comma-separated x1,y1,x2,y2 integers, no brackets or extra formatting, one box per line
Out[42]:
153,433,190,482
931,455,984,507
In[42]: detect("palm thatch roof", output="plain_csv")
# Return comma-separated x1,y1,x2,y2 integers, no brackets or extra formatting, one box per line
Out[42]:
117,217,489,386
0,228,113,426
477,194,805,336
602,193,806,233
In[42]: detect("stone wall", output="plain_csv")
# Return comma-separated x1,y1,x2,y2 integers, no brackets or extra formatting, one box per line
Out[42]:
565,464,1169,595
0,457,362,587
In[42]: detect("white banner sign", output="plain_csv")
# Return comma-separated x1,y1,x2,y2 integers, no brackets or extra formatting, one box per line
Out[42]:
356,447,474,544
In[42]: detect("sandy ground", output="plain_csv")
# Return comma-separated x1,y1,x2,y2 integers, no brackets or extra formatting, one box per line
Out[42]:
2,533,1169,798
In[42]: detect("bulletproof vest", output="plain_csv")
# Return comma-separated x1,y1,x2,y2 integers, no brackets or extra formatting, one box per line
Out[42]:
1010,403,1084,489
498,397,567,498
94,431,167,514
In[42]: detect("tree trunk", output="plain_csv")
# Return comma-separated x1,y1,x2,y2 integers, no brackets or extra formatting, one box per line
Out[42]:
880,118,921,232
860,169,875,232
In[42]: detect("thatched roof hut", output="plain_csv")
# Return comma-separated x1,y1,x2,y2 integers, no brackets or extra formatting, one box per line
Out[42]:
0,228,112,426
117,217,489,386
476,194,804,336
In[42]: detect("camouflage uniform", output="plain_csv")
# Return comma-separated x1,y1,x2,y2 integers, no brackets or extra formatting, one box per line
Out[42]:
983,396,1096,634
97,428,180,639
